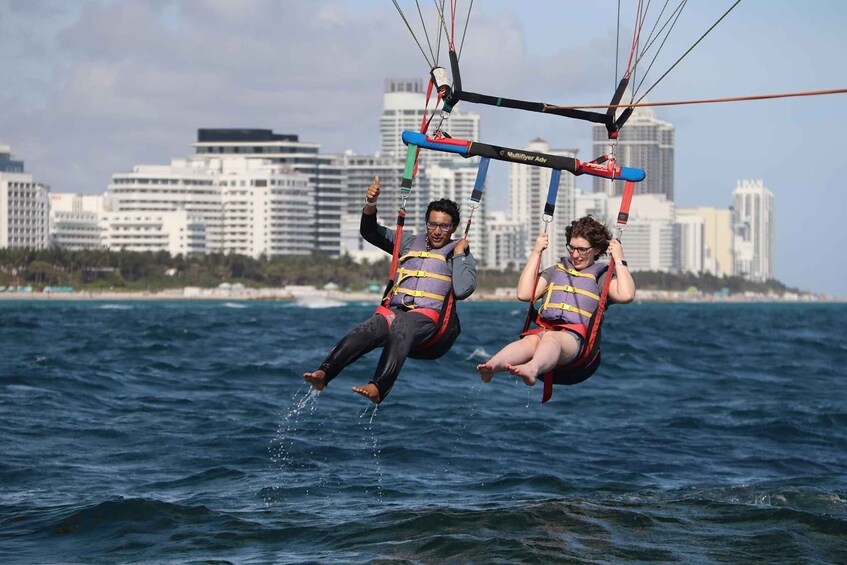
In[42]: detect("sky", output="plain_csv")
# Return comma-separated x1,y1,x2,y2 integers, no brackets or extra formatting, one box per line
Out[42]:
2,0,846,296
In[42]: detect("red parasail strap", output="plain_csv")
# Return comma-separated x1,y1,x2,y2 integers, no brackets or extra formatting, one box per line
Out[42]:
617,180,635,225
542,372,554,403
413,77,445,178
382,208,407,306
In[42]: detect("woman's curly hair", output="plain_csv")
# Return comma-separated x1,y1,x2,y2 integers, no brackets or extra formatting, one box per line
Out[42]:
565,216,613,261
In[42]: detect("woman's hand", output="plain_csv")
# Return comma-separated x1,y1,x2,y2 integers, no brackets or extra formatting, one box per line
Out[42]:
608,239,625,262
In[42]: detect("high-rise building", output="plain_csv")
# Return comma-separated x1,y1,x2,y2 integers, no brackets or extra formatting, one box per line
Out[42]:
509,139,578,262
592,105,674,200
193,129,343,256
732,179,774,282
0,144,24,173
677,207,733,277
612,194,675,272
675,213,705,274
484,210,525,271
379,78,480,162
215,159,314,257
0,145,50,249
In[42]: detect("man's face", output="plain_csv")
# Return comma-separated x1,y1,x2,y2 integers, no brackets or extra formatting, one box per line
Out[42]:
425,211,457,249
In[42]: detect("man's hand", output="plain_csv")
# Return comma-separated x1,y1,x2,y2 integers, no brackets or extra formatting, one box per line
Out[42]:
366,175,380,203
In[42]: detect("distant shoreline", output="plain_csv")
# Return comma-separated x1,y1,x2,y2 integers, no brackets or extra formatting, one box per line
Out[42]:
0,287,842,303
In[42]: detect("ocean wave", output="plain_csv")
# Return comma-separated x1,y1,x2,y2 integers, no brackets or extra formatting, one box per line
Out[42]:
96,303,134,310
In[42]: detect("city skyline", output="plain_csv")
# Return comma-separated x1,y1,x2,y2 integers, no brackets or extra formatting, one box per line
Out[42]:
2,1,845,295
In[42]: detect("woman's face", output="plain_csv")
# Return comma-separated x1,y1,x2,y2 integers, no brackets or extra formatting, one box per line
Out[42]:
566,236,595,270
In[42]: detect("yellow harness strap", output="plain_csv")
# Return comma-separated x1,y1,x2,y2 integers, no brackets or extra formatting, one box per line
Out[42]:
540,301,594,319
393,288,447,302
557,264,598,280
395,268,452,283
547,284,600,301
390,267,451,303
398,250,448,263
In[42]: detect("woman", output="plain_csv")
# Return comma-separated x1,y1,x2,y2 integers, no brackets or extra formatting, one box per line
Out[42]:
477,216,635,386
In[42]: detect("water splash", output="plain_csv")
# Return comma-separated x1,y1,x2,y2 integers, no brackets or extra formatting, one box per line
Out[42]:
360,404,383,501
265,384,321,504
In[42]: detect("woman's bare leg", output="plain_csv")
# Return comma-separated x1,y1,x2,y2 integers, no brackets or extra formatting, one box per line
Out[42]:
477,335,541,382
506,332,581,386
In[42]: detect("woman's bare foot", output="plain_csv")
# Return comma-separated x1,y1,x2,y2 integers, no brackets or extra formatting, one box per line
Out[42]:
303,370,327,391
505,363,537,386
476,362,499,383
352,383,381,404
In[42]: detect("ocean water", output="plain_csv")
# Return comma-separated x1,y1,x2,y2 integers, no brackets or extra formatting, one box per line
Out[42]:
1,299,846,564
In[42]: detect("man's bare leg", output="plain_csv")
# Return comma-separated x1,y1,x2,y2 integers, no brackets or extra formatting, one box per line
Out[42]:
303,369,327,391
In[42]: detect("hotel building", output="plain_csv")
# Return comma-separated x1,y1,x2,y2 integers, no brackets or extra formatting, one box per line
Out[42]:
732,179,774,282
0,145,50,250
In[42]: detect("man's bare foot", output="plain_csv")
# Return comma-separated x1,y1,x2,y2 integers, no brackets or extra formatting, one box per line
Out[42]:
303,370,327,391
505,363,537,386
352,383,381,404
476,362,499,383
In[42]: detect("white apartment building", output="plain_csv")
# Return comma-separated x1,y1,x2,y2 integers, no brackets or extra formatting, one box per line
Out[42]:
509,139,578,263
592,105,674,200
484,210,525,271
732,179,774,282
677,207,733,277
217,159,313,257
105,156,313,258
192,129,343,256
0,145,50,249
107,159,223,248
675,213,705,274
49,193,105,250
102,210,207,256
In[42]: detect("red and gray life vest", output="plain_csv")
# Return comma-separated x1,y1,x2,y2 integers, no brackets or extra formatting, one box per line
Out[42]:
387,235,458,311
537,260,608,337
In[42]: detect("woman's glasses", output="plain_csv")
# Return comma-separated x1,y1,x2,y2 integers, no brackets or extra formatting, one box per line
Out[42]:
566,244,593,255
426,221,454,231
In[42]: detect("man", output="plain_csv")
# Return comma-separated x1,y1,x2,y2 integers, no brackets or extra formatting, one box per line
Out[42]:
304,176,477,403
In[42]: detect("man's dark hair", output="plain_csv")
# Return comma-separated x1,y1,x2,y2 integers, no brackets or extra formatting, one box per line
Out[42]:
426,198,460,226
